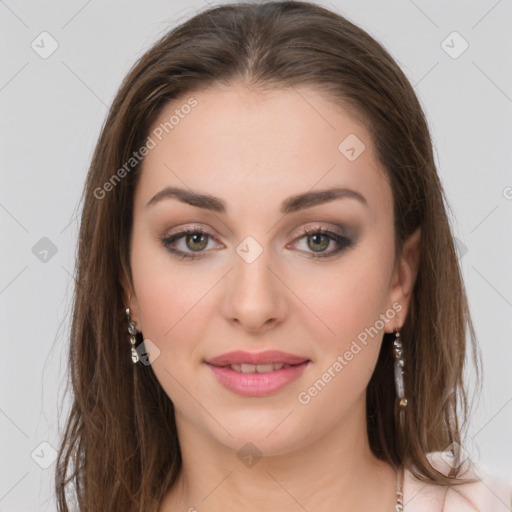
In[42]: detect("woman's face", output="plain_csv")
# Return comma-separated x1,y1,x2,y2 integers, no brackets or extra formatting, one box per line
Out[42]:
125,83,419,456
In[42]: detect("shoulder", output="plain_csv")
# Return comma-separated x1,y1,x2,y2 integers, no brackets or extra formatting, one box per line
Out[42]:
403,451,512,512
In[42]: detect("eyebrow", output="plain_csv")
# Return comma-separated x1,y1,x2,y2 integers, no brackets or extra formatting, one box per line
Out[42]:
145,186,367,214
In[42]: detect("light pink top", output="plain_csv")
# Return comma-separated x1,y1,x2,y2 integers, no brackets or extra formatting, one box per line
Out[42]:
403,452,512,511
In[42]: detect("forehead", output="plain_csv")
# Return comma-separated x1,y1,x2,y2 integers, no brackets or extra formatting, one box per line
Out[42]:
135,83,391,220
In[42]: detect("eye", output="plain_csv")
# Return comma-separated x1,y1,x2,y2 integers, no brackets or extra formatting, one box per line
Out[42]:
161,225,354,261
290,226,353,259
161,227,220,260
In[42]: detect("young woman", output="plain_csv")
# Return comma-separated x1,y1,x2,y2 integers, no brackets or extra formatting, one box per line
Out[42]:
55,2,512,511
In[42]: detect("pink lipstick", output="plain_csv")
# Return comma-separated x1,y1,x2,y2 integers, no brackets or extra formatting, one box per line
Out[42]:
205,350,310,396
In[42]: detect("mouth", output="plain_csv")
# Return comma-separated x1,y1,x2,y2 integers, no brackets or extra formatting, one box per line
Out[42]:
204,350,311,396
205,349,310,368
209,361,308,373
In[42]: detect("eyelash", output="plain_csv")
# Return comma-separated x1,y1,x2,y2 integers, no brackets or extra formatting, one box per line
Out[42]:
161,226,353,261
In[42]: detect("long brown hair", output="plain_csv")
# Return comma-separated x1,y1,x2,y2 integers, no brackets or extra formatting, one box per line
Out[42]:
55,1,482,510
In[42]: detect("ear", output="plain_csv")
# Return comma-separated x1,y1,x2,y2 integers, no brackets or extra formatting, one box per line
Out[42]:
385,226,421,332
120,270,141,328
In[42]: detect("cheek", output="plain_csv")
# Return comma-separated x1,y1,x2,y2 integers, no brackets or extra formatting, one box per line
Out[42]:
129,229,209,350
304,254,392,346
130,239,214,404
294,263,393,416
294,241,395,404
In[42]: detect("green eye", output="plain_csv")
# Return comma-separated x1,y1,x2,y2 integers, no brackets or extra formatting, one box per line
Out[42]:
183,232,209,252
162,228,214,260
296,227,353,258
162,226,353,260
307,232,330,252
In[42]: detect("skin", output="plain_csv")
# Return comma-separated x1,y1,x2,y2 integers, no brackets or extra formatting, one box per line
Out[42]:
123,83,421,512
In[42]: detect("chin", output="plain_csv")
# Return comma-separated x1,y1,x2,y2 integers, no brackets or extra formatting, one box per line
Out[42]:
210,417,309,458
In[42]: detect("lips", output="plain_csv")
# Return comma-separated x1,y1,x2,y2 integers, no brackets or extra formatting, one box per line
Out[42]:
207,360,310,396
205,350,310,367
205,350,311,396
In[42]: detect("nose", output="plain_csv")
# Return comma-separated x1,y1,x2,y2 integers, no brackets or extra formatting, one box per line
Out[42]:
220,244,288,333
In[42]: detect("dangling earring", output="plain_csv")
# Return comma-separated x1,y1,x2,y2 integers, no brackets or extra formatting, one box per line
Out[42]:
392,324,407,428
125,306,140,364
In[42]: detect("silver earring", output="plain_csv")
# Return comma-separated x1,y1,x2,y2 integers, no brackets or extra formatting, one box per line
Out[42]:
125,307,140,364
392,327,407,427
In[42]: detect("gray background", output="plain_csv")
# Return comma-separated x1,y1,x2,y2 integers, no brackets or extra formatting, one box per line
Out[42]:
1,0,511,510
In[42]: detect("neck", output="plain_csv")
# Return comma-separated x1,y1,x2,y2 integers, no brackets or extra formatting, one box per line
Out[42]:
160,398,398,512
